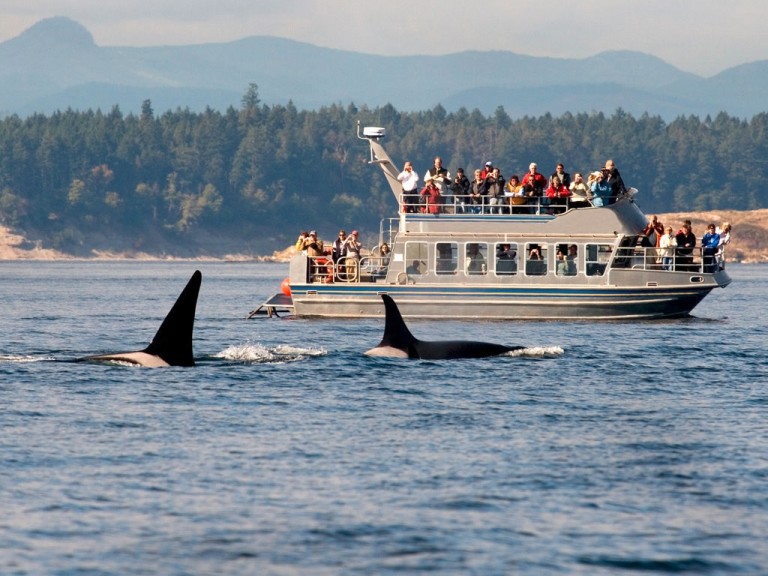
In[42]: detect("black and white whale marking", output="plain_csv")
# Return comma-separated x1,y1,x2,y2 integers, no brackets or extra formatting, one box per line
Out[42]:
365,294,524,359
77,270,201,367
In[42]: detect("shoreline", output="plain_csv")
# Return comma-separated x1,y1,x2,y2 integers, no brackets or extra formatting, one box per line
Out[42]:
3,208,767,263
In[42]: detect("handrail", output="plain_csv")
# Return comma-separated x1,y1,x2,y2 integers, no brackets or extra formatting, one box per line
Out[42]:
398,193,588,215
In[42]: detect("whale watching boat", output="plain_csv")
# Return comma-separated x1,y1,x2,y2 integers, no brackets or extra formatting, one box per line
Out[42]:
255,125,731,320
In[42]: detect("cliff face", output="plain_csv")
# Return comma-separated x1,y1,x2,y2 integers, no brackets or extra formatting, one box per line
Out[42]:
1,209,767,262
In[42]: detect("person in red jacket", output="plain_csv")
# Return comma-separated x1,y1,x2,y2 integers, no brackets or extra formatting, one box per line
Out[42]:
545,175,572,214
420,179,441,214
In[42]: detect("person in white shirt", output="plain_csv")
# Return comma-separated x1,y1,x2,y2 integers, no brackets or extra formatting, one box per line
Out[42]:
397,161,420,213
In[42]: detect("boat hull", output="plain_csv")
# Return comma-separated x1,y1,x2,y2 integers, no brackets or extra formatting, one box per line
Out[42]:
289,282,721,320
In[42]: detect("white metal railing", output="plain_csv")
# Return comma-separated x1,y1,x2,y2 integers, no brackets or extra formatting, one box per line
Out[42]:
398,193,584,215
613,245,726,273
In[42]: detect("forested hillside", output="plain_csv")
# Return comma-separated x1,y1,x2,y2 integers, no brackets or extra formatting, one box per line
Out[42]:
1,84,767,256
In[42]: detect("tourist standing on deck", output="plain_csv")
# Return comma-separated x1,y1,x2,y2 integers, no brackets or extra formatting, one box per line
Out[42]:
551,163,571,189
485,167,505,214
659,226,677,271
420,179,441,215
343,230,362,280
331,230,348,278
603,159,626,204
675,221,696,271
588,171,611,207
568,173,591,208
701,223,720,273
424,157,451,199
397,161,420,213
521,163,547,213
450,168,470,213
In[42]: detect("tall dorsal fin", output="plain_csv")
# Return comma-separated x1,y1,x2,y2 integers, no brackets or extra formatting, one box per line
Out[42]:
378,294,419,357
142,270,201,366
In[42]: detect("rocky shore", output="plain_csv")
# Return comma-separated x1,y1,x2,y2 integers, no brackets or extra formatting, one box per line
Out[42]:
2,208,767,263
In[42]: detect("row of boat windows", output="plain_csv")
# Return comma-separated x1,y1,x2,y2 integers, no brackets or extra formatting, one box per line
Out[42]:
403,241,614,277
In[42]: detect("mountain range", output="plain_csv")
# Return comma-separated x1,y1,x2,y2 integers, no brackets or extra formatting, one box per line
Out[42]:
1,16,766,121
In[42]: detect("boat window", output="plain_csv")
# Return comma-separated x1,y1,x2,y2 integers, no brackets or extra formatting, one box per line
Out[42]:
556,243,578,276
525,243,548,276
586,243,612,276
465,243,488,275
405,242,428,275
436,242,458,275
495,242,518,275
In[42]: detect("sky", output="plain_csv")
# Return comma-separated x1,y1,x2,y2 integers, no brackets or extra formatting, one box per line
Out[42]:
1,0,765,77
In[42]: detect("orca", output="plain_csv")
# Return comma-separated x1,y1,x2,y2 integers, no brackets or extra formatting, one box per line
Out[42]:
77,270,201,367
364,294,524,359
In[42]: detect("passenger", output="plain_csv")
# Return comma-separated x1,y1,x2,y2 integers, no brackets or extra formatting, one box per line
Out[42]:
551,163,571,189
480,161,494,180
436,243,456,273
526,243,546,275
496,243,516,260
378,242,391,266
521,163,547,213
450,168,470,214
603,159,626,204
373,242,390,278
468,169,486,213
674,221,696,271
568,173,592,208
397,161,420,213
485,167,506,214
565,244,578,275
419,179,441,215
659,226,677,271
701,223,720,273
555,247,567,275
406,259,423,275
716,222,732,246
495,243,517,274
343,230,362,280
295,230,309,252
303,230,325,257
716,222,732,270
642,215,664,247
545,175,571,214
332,230,347,263
466,243,486,274
304,231,332,282
588,170,611,207
505,175,526,213
331,229,348,279
642,214,665,267
424,156,451,200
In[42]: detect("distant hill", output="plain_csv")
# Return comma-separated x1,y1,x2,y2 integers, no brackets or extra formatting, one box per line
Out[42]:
1,17,767,121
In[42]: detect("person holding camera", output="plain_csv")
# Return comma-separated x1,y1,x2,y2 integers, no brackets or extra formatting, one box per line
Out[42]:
450,167,470,213
397,161,420,213
588,170,612,207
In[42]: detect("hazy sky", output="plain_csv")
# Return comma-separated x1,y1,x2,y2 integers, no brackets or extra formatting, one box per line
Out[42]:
1,0,765,77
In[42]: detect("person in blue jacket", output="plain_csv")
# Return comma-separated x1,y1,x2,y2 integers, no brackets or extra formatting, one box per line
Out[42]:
588,171,612,207
701,223,721,273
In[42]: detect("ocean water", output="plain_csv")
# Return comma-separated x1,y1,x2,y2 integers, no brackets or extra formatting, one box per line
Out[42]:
1,261,766,575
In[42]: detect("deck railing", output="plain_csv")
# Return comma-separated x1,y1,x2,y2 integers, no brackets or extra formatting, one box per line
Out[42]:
304,245,725,284
399,193,592,215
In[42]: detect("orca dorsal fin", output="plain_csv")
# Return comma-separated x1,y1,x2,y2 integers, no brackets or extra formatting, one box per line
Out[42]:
142,270,201,367
379,294,419,357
